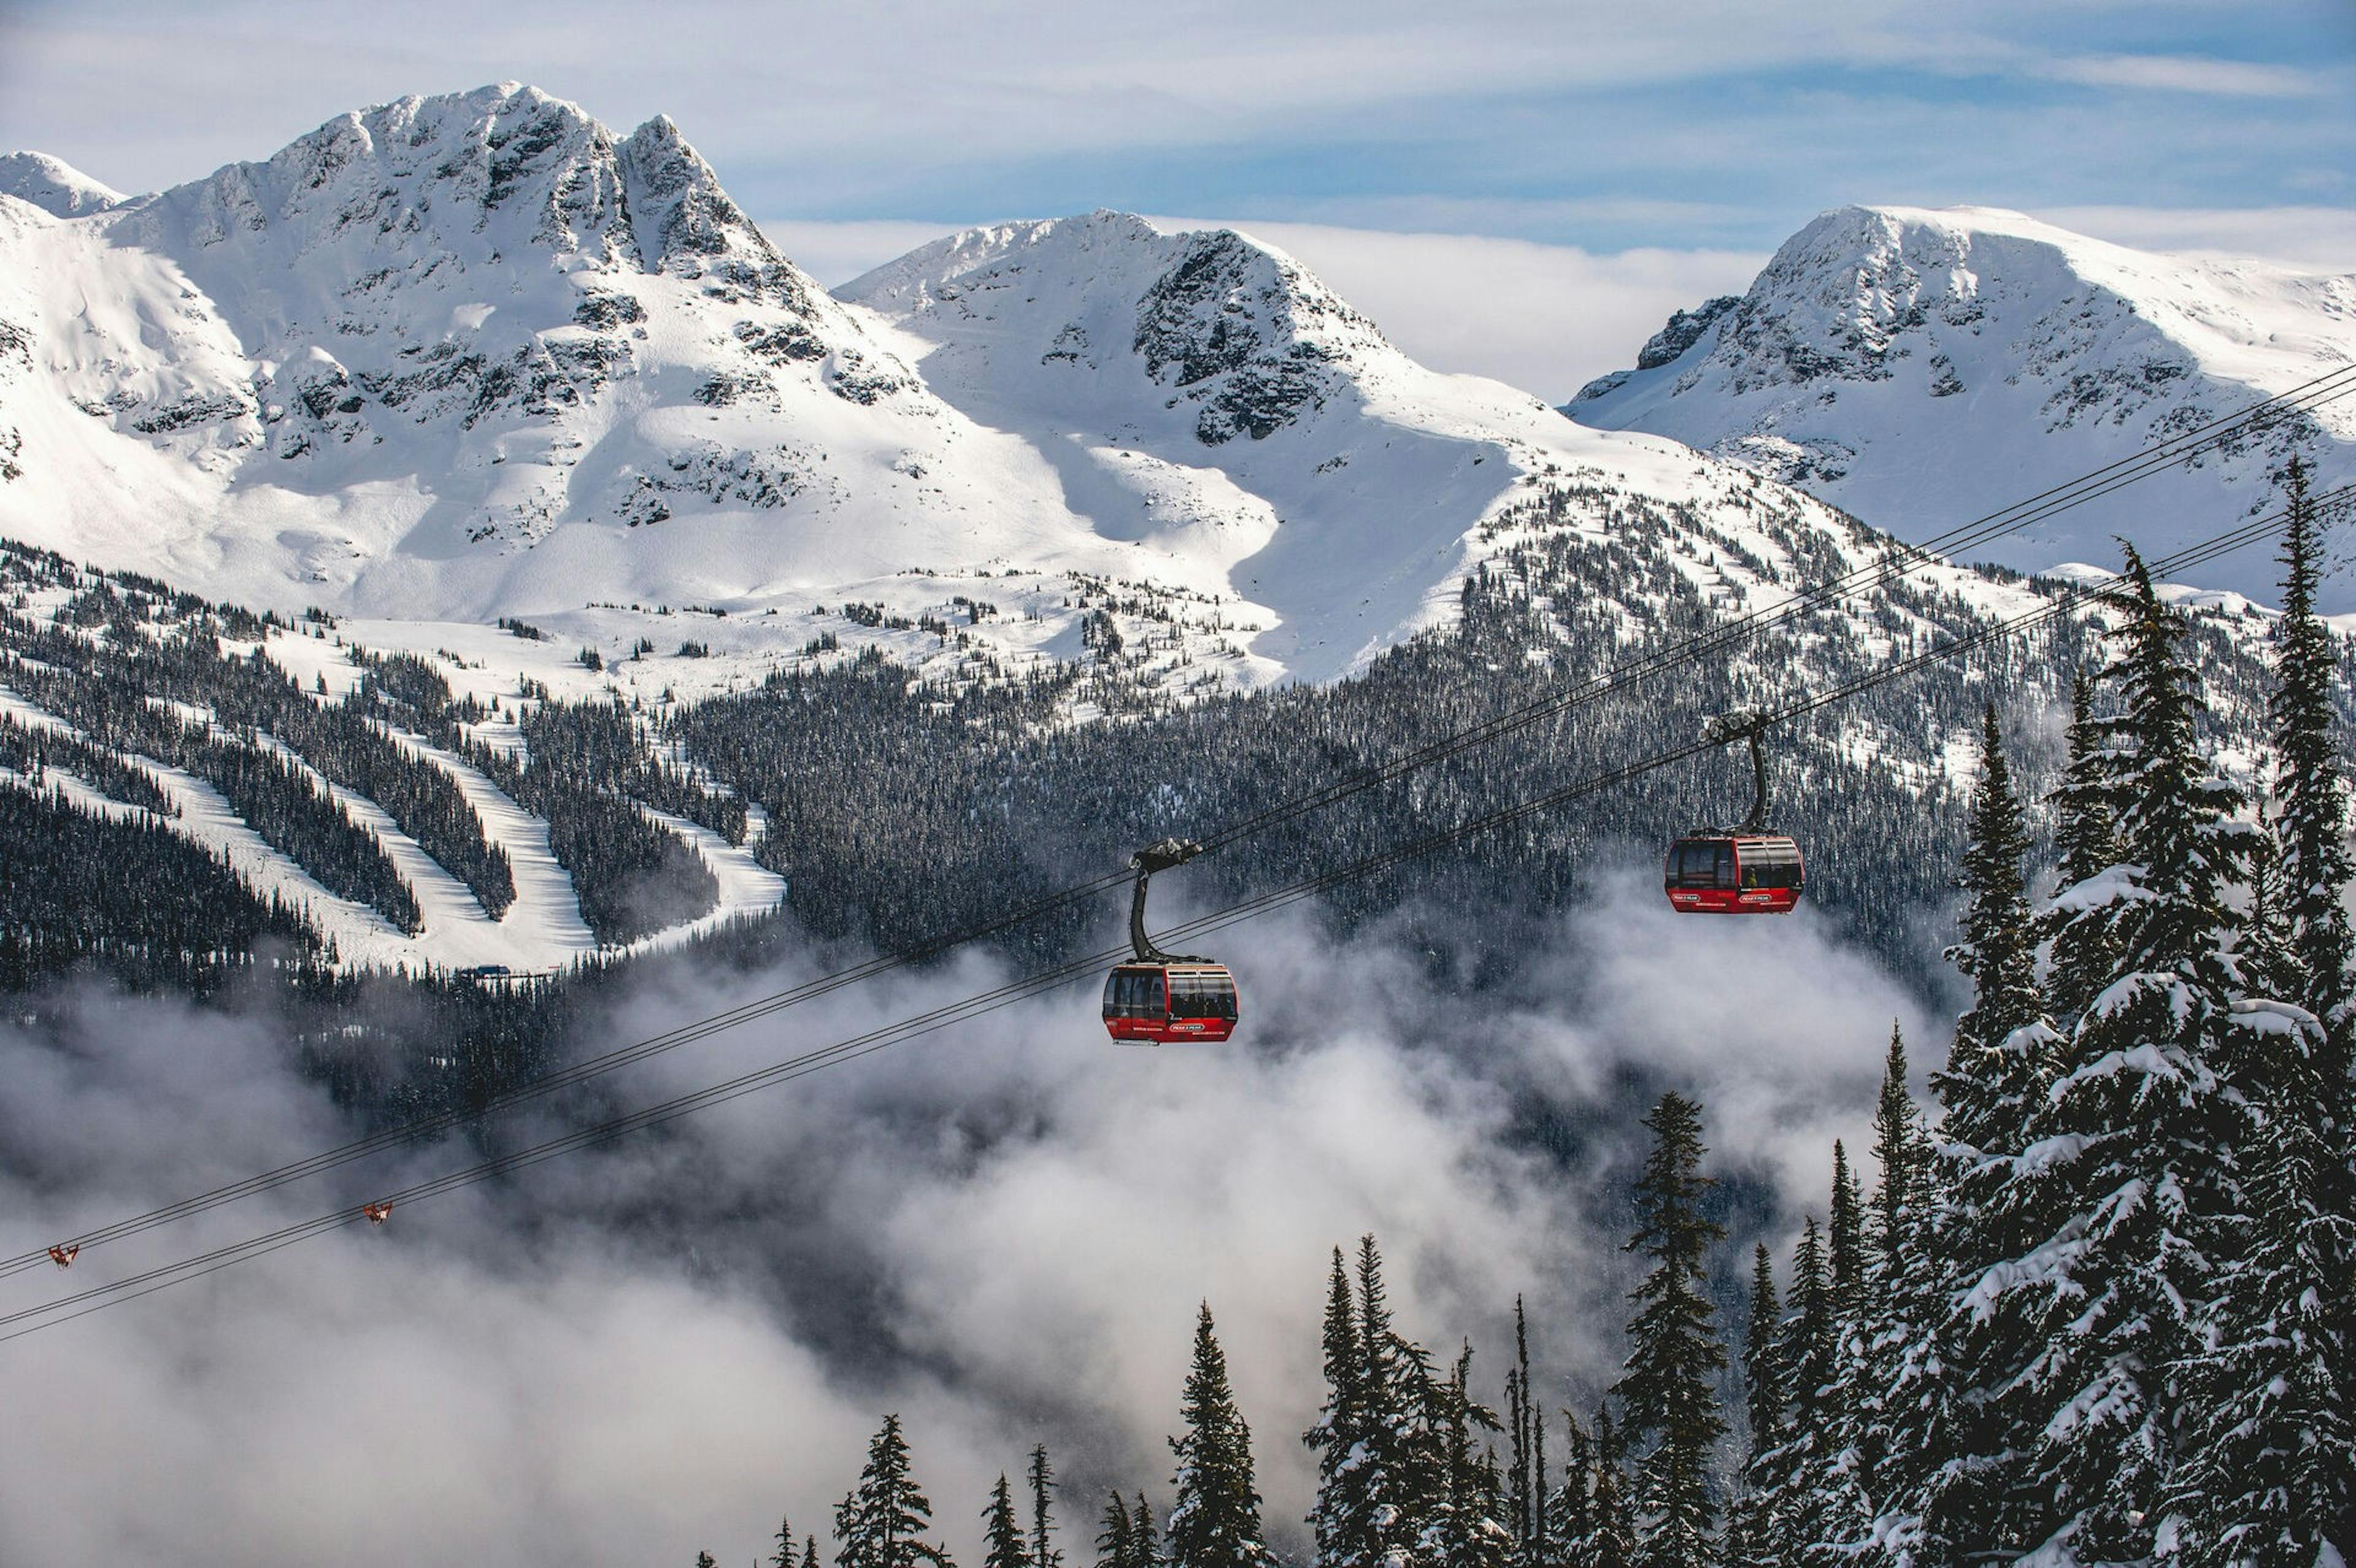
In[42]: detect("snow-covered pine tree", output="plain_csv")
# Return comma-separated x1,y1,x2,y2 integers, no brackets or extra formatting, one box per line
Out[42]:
1305,1247,1376,1568
1550,1412,1597,1568
1098,1494,1134,1568
1588,1410,1637,1568
1392,1331,1450,1560
1418,1344,1513,1568
1806,1138,1877,1564
1750,1218,1834,1565
987,1475,1036,1568
1723,1245,1782,1568
1030,1445,1063,1568
2266,456,2356,1039
1919,710,2065,1564
1966,546,2253,1564
1133,1496,1160,1568
1936,704,2060,1157
2160,1019,2354,1568
1612,1092,1729,1568
1353,1235,1428,1567
2040,671,2125,1027
1803,1144,1879,1568
1828,1141,1865,1326
1868,1028,1936,1288
837,1415,955,1568
1166,1303,1277,1568
1848,1028,1946,1567
2258,453,2356,1533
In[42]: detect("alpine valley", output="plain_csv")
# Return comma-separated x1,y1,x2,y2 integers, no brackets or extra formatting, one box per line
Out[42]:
6,72,2356,1568
0,82,2347,997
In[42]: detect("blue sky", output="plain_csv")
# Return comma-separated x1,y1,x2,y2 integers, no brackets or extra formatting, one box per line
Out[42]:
4,0,2349,396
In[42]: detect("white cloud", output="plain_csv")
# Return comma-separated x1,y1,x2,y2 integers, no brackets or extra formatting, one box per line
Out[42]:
2035,204,2356,272
0,863,1934,1565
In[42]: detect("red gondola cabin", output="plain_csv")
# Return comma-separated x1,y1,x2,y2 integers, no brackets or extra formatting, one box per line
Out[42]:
1663,834,1805,914
1103,962,1239,1045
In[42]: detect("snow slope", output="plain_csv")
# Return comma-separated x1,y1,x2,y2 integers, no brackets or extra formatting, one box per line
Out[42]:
1568,206,2356,609
840,210,1757,680
0,85,1039,622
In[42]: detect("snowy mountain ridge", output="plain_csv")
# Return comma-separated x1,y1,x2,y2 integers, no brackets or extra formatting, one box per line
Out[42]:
1568,204,2356,609
0,83,1904,689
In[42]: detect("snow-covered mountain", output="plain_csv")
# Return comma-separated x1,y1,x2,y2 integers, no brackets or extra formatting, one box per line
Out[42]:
837,210,1679,679
1,82,1911,687
3,95,2328,980
1568,206,2356,609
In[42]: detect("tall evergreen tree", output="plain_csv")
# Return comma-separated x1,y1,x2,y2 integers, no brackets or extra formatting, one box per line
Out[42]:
1749,1219,1835,1566
836,1415,954,1568
1550,1412,1596,1568
1588,1409,1637,1568
1723,1245,1782,1568
1828,1141,1865,1325
1966,547,2253,1562
1305,1247,1376,1568
1869,1026,1934,1283
807,1536,824,1568
1934,704,2059,1157
1920,714,2065,1565
1850,1029,1949,1567
1133,1496,1159,1568
2259,452,2356,1542
1350,1235,1425,1568
1507,1301,1536,1565
2266,455,2356,1034
1097,1494,1134,1568
1166,1304,1277,1568
776,1516,802,1568
1419,1343,1513,1568
1030,1445,1063,1568
1612,1093,1729,1568
987,1475,1036,1568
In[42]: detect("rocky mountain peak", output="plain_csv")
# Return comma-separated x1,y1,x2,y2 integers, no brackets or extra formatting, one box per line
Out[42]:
845,211,1390,446
1567,204,2356,606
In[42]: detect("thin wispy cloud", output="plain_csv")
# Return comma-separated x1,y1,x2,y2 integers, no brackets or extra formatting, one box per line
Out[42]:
2041,52,2331,99
1,0,2346,258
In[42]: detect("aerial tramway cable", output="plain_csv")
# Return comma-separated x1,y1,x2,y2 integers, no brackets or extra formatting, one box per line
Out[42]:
4,482,2344,1346
4,367,2350,1283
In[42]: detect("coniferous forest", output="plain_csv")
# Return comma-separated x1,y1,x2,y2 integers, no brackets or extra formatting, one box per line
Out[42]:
680,482,2353,1568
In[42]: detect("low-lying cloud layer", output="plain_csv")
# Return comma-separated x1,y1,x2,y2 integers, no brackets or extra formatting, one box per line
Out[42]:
0,867,1936,1566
